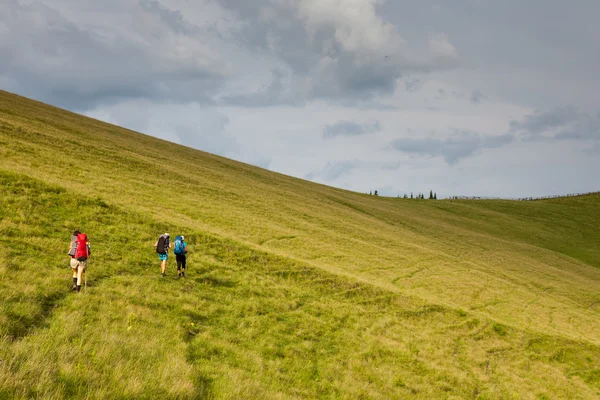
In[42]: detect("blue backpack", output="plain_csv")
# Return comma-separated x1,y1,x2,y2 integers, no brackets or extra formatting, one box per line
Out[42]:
174,236,184,255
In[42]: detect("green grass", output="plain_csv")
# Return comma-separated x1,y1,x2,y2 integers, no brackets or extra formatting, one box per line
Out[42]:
0,90,599,399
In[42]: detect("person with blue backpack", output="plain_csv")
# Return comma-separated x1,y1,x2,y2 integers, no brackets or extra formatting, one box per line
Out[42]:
174,235,188,277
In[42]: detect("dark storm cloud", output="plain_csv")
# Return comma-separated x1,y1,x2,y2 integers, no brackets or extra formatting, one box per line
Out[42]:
323,120,381,139
389,131,514,165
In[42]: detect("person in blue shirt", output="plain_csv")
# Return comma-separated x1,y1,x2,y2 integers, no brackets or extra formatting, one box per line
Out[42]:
174,235,188,277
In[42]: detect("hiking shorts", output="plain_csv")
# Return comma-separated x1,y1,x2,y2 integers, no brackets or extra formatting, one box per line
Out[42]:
158,253,168,261
72,259,87,270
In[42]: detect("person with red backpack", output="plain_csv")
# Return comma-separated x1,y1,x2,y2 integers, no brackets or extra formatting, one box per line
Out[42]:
70,232,91,292
68,230,81,289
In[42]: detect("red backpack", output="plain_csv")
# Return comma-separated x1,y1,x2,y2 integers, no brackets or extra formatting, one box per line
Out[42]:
75,233,90,261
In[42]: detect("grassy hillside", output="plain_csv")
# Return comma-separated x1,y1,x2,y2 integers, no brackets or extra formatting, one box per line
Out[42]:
0,90,599,399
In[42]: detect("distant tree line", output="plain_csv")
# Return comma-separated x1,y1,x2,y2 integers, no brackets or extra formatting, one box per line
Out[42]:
368,189,599,201
369,190,438,199
448,191,599,201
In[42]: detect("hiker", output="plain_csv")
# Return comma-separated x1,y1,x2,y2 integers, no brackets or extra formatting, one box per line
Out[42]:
154,233,171,277
174,235,188,277
68,230,81,289
70,232,90,292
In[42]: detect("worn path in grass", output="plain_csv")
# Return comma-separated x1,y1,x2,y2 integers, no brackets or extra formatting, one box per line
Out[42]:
1,90,599,398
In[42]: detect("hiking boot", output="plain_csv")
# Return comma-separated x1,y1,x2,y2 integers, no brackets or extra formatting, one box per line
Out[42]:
181,271,185,278
162,272,166,277
72,278,77,291
76,285,81,292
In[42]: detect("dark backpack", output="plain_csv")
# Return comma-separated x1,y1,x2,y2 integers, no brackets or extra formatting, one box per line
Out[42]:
75,233,90,261
156,236,167,255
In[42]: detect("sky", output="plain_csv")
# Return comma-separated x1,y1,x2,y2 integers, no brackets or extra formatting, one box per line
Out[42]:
2,0,599,198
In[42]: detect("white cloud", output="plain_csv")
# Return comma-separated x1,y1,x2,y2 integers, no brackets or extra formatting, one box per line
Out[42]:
293,0,407,62
428,33,459,65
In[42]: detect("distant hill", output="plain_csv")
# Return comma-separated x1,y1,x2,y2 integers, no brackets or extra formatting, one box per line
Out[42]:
1,90,599,399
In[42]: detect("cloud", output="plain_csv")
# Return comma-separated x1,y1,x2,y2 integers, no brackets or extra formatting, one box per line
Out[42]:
84,100,271,168
218,68,303,107
158,108,273,168
218,0,459,102
510,107,578,138
306,160,362,181
1,0,460,109
510,107,600,141
389,130,514,165
380,161,403,170
237,149,272,170
139,0,193,35
428,33,459,66
0,0,226,109
173,113,238,157
323,120,381,139
449,89,485,103
470,90,485,103
583,142,600,155
295,0,406,60
404,78,423,93
380,0,600,112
